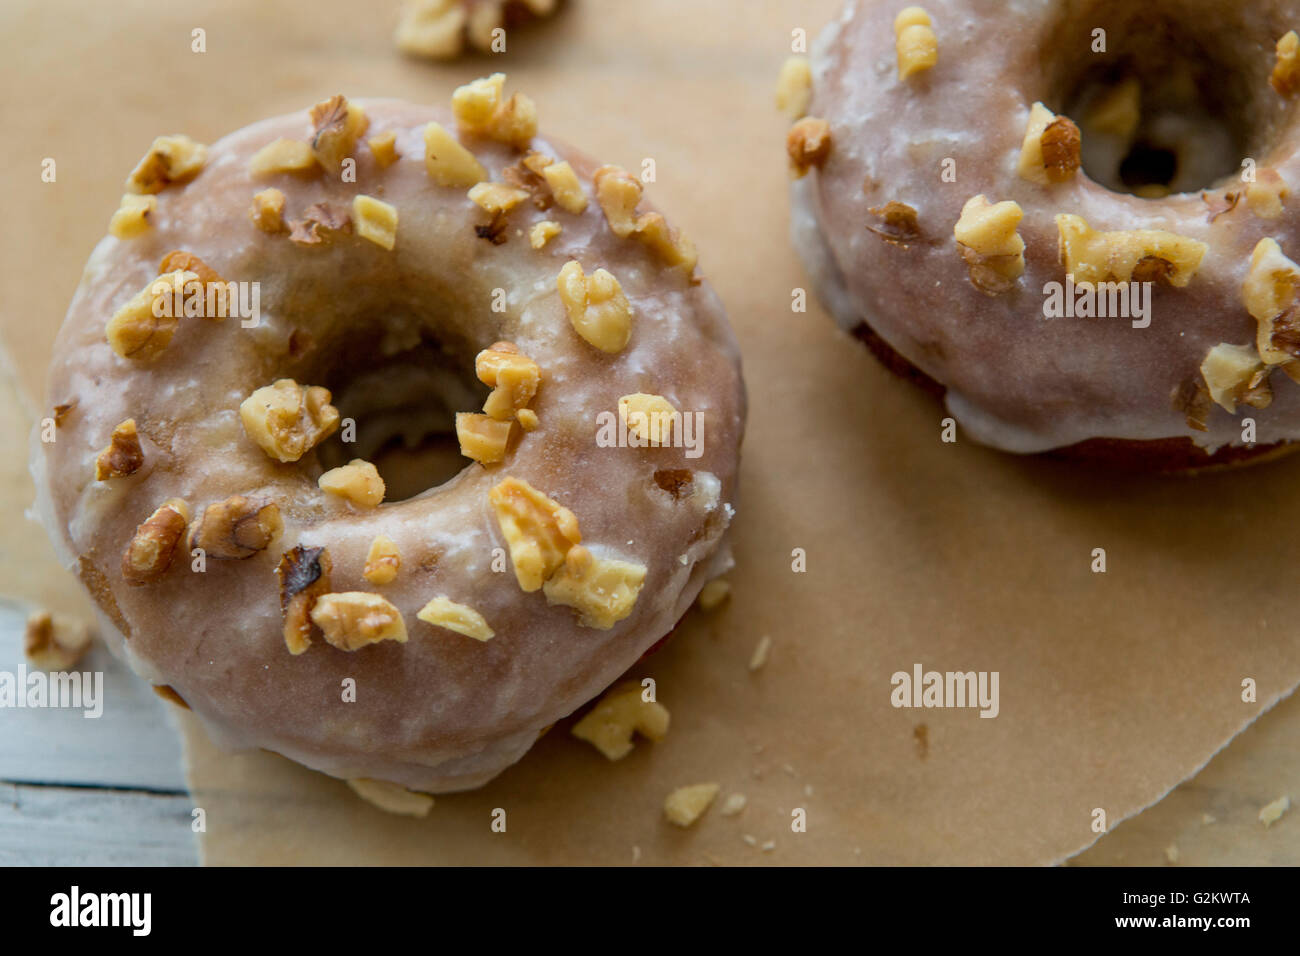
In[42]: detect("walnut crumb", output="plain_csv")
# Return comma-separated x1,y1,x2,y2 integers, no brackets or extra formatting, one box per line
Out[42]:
310,591,408,651
451,72,537,148
250,188,287,233
529,220,561,248
108,194,157,239
249,138,319,177
786,117,832,178
592,165,696,269
955,195,1025,295
423,121,487,187
776,55,812,120
352,194,399,249
347,778,433,817
558,260,633,353
489,476,581,592
126,135,208,194
664,783,720,827
23,611,92,671
476,341,541,421
275,545,333,654
288,202,352,246
122,498,191,585
367,130,399,168
188,495,282,559
239,379,340,462
1272,31,1300,95
318,459,385,507
1056,214,1207,287
94,418,144,480
571,682,670,760
894,6,938,79
417,596,494,641
1018,103,1081,185
309,94,369,173
456,412,514,464
363,535,401,585
697,577,731,611
542,545,647,630
104,270,194,361
867,201,921,246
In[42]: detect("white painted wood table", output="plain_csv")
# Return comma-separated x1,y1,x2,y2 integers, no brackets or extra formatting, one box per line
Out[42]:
0,601,198,865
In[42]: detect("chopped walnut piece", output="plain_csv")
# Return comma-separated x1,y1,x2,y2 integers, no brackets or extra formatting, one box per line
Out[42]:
867,201,921,246
310,592,408,651
122,498,191,584
488,476,581,592
591,165,696,269
1244,237,1300,365
570,681,670,760
618,393,678,445
476,341,541,420
954,195,1025,295
126,135,208,194
543,545,647,629
456,412,513,464
239,379,340,462
468,181,530,215
451,72,538,148
776,55,812,120
249,138,319,176
309,95,370,173
517,408,539,430
94,418,144,480
1056,214,1206,287
188,495,283,559
352,194,399,250
529,219,561,248
423,121,487,187
23,611,92,671
319,459,386,507
151,251,229,320
394,0,468,58
1172,378,1213,432
367,130,399,168
1245,169,1289,219
363,535,401,585
1017,103,1081,185
893,6,938,80
417,596,494,641
501,151,555,210
347,778,434,817
158,250,224,286
108,194,156,239
1199,343,1272,413
540,161,587,213
288,202,352,246
475,211,509,245
275,545,333,654
786,117,832,178
664,783,720,827
104,271,195,361
557,260,633,353
250,188,287,233
1272,30,1300,95
697,577,730,611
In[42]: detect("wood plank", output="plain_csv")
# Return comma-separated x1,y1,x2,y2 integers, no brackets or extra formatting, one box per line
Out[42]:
0,602,187,791
0,782,196,865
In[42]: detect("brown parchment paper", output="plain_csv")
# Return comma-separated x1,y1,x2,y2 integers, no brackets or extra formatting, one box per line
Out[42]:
2,0,1298,865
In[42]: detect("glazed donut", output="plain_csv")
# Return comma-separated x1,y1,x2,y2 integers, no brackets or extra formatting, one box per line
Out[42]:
395,0,559,59
33,74,744,794
786,0,1300,469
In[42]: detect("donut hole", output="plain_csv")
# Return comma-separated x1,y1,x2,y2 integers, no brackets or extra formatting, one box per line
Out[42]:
310,330,488,503
1042,2,1281,196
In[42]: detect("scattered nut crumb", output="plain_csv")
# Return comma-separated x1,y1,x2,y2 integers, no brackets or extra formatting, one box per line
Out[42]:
894,6,938,80
776,55,812,120
571,682,670,760
105,271,194,361
311,591,408,651
558,260,633,353
352,194,399,250
318,459,385,507
94,418,144,480
288,201,352,246
249,138,318,177
309,94,369,173
188,495,282,559
347,778,433,817
697,577,731,611
1259,795,1291,827
489,475,581,591
720,792,747,816
867,200,921,246
363,534,401,585
274,545,333,654
239,379,340,462
122,498,190,585
23,611,92,671
592,165,696,269
786,117,832,178
451,72,537,148
749,635,772,671
368,130,399,168
1200,342,1272,414
423,121,487,187
1272,30,1300,95
1056,213,1206,287
542,544,647,629
476,341,541,421
529,220,561,249
1164,843,1179,864
126,135,207,194
417,596,494,641
1017,102,1080,185
108,194,157,239
456,412,514,464
955,195,1025,295
618,392,678,445
665,783,720,827
250,188,287,233
1245,168,1289,219
540,161,587,214
1244,237,1300,366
